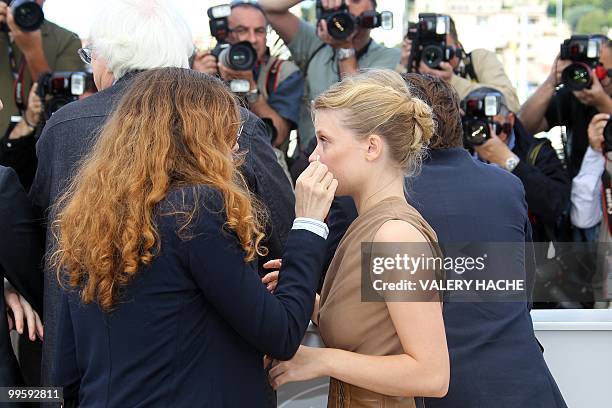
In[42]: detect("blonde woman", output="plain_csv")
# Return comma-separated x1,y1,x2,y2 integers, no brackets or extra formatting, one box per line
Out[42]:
268,69,449,407
50,68,336,407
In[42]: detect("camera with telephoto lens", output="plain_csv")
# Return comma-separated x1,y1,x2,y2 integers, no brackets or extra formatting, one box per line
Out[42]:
560,35,609,91
207,4,257,94
37,71,96,121
0,0,44,32
315,0,392,41
461,92,505,147
406,13,461,71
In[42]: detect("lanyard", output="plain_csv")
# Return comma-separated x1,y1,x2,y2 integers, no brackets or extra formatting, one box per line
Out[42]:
602,169,612,236
5,31,27,114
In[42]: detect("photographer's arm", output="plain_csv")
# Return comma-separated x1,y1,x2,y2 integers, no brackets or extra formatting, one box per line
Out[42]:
259,0,302,44
5,8,50,81
250,95,291,147
518,55,570,134
518,79,556,135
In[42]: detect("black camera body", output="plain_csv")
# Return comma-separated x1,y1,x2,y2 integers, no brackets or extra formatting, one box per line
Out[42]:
37,71,96,120
1,0,44,32
461,92,504,147
560,35,607,91
207,4,257,72
604,119,612,154
315,0,392,41
407,13,459,70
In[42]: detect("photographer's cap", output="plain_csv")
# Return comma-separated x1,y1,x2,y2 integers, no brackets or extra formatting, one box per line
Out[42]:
230,0,265,12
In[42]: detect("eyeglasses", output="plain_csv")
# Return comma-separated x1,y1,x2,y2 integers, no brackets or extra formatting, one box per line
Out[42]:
236,122,244,143
77,47,92,65
229,27,267,37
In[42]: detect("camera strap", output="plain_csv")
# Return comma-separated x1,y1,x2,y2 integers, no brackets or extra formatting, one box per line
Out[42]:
458,52,479,82
602,165,612,236
5,34,27,114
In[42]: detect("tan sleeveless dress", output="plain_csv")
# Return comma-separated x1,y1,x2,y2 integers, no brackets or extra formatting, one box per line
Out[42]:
318,196,440,408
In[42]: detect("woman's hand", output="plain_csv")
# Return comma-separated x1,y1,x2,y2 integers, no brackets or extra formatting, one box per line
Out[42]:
262,259,282,293
295,161,337,221
4,284,43,341
268,345,327,389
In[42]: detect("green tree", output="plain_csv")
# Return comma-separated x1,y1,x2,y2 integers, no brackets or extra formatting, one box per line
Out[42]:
575,9,612,34
548,0,612,34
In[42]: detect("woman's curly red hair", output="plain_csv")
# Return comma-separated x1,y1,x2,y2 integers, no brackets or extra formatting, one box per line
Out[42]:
51,67,267,311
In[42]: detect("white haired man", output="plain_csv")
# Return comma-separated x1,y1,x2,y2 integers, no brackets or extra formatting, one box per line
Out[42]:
29,0,295,391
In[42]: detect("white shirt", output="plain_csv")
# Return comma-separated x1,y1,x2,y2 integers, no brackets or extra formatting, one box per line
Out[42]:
570,147,605,229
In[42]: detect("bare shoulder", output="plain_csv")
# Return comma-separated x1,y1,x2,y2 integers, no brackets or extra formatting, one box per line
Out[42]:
373,219,428,244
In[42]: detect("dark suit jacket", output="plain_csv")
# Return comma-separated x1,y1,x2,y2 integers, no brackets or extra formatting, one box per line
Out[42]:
29,72,296,386
52,186,325,407
510,120,570,245
326,149,567,408
0,166,44,387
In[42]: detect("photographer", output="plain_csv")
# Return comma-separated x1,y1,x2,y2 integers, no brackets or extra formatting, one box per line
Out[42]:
570,113,611,307
463,87,570,244
519,35,612,181
193,0,304,151
570,113,608,231
259,0,400,150
399,14,520,113
0,83,41,190
0,0,83,137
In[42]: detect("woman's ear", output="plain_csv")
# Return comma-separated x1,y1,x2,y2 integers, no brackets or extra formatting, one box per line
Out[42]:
365,134,384,162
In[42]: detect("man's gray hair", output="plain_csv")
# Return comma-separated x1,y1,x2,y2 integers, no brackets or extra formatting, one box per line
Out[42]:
89,0,194,80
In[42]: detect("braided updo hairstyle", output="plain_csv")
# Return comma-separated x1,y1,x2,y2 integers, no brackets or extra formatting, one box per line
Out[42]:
312,69,435,178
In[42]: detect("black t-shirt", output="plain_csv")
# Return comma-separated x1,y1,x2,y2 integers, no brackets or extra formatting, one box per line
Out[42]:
545,85,598,178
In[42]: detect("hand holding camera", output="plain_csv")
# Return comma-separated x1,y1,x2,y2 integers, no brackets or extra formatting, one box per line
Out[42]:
316,17,356,49
315,0,392,47
192,50,219,76
405,13,461,75
418,59,454,83
573,74,612,112
218,60,256,87
473,133,515,167
1,0,45,56
588,112,611,153
206,4,258,93
8,83,42,140
547,53,572,86
559,35,609,91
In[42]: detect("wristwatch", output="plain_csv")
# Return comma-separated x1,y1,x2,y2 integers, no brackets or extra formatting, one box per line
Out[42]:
504,155,520,172
337,48,356,61
246,88,260,104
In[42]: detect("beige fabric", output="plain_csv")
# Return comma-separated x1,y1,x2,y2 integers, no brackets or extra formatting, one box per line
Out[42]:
450,48,520,112
395,48,520,113
319,196,439,407
328,378,417,408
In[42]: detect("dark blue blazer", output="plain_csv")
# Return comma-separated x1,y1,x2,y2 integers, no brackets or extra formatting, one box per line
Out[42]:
327,149,567,408
30,72,296,387
53,186,325,407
